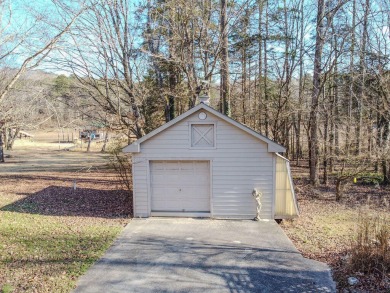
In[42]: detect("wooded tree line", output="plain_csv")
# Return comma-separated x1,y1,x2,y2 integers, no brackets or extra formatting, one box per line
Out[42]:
1,0,389,186
0,71,91,151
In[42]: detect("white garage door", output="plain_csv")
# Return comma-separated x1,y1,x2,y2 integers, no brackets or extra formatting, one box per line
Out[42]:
150,161,210,213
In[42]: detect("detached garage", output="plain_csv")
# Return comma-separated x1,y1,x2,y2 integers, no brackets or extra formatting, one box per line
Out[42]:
123,102,298,220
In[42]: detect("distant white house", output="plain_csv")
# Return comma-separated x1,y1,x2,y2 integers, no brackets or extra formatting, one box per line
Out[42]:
123,102,298,220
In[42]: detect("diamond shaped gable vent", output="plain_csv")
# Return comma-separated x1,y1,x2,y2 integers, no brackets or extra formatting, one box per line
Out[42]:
191,124,214,147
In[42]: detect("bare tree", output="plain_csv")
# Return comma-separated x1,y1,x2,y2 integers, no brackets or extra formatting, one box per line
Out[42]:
0,1,85,162
0,1,86,105
309,0,347,185
59,0,146,139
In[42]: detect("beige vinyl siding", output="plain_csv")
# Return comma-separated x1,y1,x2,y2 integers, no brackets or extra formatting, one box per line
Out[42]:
132,110,275,219
132,157,149,217
274,155,299,218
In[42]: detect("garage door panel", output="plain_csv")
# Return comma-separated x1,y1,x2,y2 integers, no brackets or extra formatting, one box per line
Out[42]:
152,198,210,211
150,161,210,213
150,191,210,211
152,198,209,208
152,175,181,185
193,164,209,172
180,202,209,211
152,175,209,186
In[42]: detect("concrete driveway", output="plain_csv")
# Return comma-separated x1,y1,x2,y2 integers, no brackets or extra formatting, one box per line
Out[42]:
73,219,335,293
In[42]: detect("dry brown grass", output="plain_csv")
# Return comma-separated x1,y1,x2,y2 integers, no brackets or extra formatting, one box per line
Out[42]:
348,213,389,280
281,167,390,292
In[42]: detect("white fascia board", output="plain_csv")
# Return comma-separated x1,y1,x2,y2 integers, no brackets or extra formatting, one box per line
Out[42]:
122,142,140,153
268,144,287,153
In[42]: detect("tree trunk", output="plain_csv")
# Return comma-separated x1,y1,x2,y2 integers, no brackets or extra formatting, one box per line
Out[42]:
282,0,292,156
4,127,9,150
329,21,338,171
382,118,390,184
7,128,20,150
167,19,176,121
0,130,4,163
356,0,370,155
86,136,92,152
296,0,305,166
220,0,230,116
346,0,356,155
263,0,269,137
101,131,109,152
375,98,381,172
309,0,325,186
334,68,340,157
257,0,263,132
382,160,390,185
168,61,176,121
336,179,343,201
323,88,329,185
241,47,247,124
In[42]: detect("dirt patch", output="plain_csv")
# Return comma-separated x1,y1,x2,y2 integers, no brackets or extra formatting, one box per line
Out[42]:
1,148,109,174
2,130,112,174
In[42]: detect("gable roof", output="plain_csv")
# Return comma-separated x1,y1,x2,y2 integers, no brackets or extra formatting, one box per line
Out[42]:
122,103,286,153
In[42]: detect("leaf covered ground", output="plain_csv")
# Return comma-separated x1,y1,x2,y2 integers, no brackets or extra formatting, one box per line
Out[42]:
281,167,390,292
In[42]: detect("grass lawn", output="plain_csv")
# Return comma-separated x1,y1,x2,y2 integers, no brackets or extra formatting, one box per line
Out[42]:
0,135,131,292
0,212,121,292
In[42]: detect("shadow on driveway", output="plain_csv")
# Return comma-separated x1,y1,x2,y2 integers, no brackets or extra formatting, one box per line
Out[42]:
73,219,336,292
